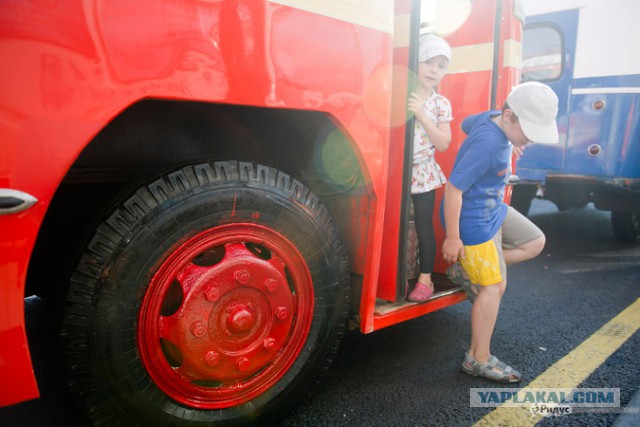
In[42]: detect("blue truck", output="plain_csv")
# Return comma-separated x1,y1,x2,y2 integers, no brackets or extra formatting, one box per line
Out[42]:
512,0,640,241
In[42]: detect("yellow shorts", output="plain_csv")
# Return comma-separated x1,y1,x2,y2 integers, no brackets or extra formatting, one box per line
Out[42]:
459,206,544,286
459,231,504,286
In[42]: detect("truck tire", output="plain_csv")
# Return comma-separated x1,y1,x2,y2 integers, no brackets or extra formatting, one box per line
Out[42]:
611,211,640,242
61,161,350,426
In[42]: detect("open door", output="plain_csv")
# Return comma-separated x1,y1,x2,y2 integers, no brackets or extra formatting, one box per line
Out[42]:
364,0,523,332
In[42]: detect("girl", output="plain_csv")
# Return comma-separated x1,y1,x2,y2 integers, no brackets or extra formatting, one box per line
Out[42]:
407,34,453,302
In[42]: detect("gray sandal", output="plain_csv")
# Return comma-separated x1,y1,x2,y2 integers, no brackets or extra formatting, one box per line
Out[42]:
446,262,481,303
461,353,522,383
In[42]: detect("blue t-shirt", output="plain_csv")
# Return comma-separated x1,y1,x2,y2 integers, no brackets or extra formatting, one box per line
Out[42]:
442,111,512,245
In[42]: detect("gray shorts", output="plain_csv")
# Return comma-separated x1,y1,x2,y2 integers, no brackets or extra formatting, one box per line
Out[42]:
494,206,545,281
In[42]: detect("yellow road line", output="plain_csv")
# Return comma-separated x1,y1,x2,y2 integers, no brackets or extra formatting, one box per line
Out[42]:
474,297,640,426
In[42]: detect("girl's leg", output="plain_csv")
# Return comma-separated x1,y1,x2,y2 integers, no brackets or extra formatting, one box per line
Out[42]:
411,191,436,285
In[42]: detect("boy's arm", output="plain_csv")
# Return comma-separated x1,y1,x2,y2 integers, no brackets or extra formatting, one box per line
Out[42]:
442,182,465,264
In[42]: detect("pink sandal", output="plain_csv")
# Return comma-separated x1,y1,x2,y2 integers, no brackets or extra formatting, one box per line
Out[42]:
407,281,434,302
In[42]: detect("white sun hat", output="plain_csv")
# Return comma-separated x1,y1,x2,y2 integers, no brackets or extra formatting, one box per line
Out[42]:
507,81,559,143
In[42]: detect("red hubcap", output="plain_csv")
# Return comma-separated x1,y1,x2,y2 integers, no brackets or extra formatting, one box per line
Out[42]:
137,224,314,409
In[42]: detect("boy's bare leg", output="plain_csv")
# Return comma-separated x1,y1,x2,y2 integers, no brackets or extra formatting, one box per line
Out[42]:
503,235,545,266
469,281,506,363
468,236,544,367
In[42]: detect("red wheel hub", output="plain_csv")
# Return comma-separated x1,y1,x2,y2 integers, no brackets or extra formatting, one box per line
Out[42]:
137,224,314,409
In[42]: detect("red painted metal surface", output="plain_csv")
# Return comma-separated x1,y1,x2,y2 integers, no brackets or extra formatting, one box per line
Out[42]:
497,0,523,206
371,0,413,311
431,1,498,277
0,0,391,405
495,0,523,110
0,212,41,404
373,292,468,331
138,224,313,409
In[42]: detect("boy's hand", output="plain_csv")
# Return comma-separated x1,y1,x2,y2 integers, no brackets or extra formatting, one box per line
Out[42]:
442,237,465,264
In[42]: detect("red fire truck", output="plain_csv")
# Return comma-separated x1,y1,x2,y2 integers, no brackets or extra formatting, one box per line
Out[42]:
0,0,523,424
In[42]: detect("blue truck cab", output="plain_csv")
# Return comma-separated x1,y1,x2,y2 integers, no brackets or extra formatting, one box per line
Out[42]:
512,0,640,240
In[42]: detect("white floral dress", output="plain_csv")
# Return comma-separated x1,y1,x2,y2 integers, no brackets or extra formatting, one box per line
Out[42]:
411,92,452,194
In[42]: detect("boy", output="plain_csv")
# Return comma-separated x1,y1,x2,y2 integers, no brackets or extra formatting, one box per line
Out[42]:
441,82,559,383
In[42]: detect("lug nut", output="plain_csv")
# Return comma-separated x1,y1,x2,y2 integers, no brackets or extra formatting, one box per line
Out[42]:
263,338,277,352
235,357,250,372
234,269,250,285
275,306,289,320
191,321,207,337
264,278,279,293
204,286,220,302
205,351,220,367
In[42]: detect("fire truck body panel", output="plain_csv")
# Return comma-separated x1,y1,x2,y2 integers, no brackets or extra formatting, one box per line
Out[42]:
2,0,393,407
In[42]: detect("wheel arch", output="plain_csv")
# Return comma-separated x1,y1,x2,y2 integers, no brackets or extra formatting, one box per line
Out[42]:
26,100,368,299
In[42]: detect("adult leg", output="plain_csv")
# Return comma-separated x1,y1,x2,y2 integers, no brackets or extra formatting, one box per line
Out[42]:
501,206,545,266
503,236,545,265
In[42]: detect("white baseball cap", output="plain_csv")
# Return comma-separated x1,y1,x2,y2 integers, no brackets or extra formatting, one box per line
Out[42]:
419,34,451,62
506,81,559,143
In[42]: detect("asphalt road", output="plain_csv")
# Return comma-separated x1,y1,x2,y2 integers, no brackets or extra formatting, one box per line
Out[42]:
2,200,639,426
279,201,640,427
